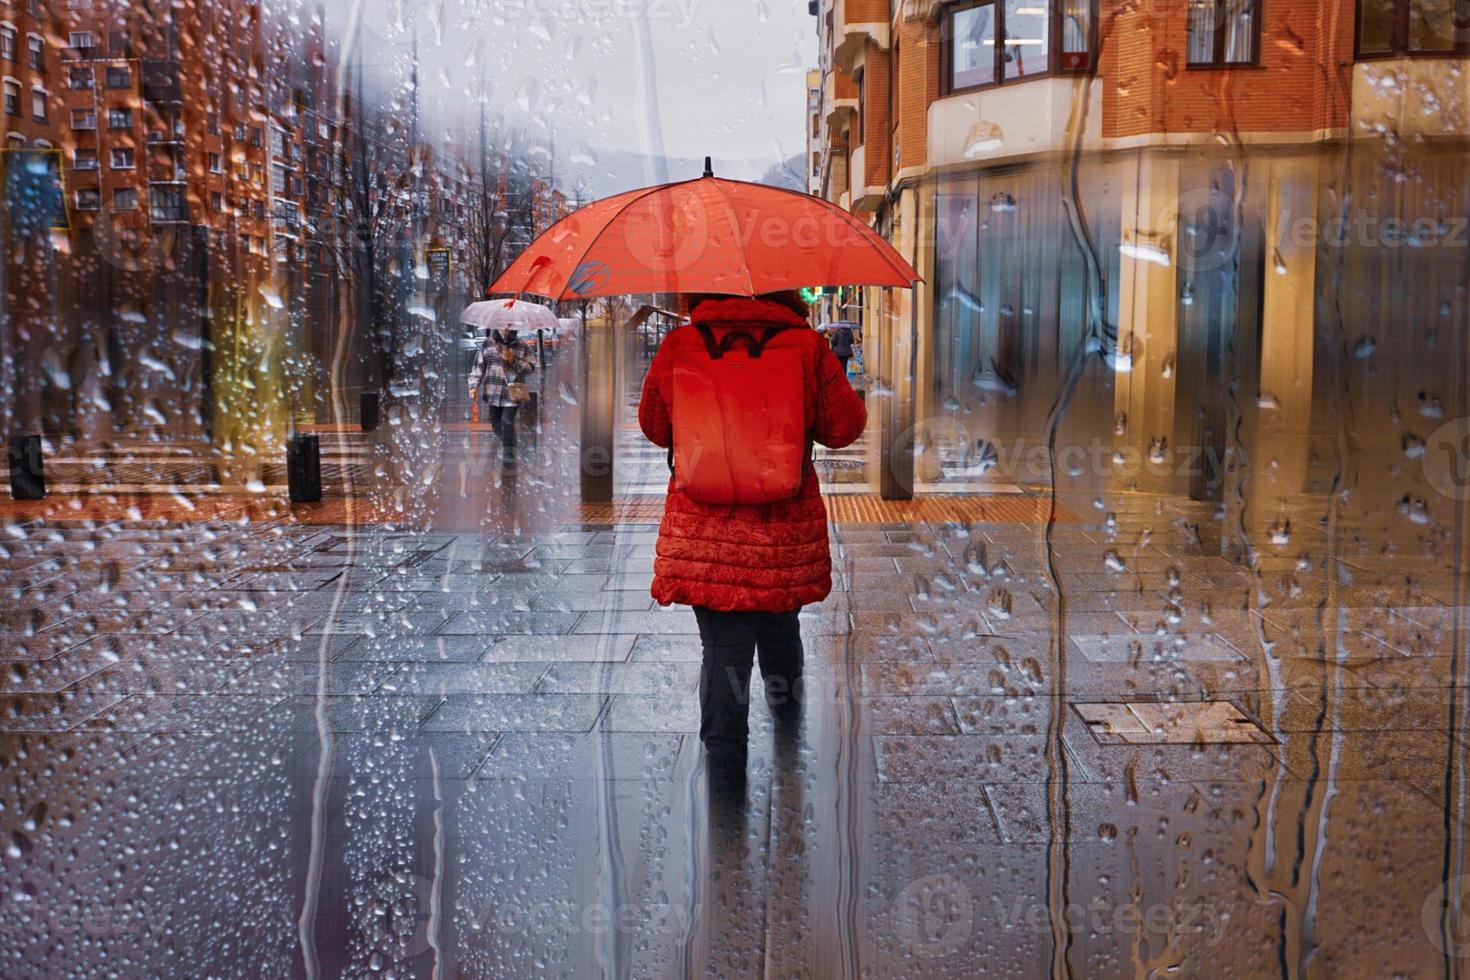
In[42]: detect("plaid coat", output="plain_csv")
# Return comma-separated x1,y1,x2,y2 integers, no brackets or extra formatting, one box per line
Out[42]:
469,331,535,407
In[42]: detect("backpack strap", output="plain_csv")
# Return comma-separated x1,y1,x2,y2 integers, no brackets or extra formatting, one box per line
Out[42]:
692,322,795,360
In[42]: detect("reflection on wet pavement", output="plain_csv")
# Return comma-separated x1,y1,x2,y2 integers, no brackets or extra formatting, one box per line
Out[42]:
4,341,1470,977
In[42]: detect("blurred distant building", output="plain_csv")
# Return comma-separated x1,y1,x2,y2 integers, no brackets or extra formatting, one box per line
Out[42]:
805,68,822,194
0,0,561,470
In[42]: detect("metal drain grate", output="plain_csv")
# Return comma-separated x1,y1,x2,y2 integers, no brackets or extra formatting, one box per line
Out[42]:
1072,700,1272,745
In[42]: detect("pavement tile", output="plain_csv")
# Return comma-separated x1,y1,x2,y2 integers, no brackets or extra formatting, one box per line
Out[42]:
421,693,605,733
436,610,584,635
379,663,547,696
335,635,488,662
480,633,637,663
470,732,685,781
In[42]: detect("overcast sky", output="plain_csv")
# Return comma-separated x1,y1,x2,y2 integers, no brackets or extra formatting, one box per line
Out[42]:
318,0,818,196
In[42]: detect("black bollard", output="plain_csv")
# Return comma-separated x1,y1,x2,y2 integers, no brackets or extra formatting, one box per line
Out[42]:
287,433,322,503
360,391,380,432
8,434,44,500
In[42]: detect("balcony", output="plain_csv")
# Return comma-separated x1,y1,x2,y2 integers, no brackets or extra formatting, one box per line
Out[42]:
896,0,942,21
831,0,890,73
141,60,182,104
848,142,885,211
823,68,859,129
1351,58,1470,139
928,77,1104,170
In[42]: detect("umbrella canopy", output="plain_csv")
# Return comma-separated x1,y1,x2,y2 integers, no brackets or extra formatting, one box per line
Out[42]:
459,298,559,334
488,165,918,300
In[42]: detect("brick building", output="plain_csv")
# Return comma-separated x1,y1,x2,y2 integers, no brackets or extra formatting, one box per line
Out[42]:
1,0,556,481
811,0,1469,514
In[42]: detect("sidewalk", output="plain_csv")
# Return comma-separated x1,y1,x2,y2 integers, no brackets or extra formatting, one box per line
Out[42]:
1,359,1466,975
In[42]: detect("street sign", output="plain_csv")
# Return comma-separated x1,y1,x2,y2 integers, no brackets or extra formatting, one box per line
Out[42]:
2,148,69,234
426,247,450,290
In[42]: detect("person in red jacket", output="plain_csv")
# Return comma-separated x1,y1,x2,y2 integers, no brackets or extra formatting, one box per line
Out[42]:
638,291,867,755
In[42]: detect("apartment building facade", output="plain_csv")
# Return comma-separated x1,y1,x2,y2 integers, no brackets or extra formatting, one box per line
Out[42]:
811,0,1468,520
0,0,527,466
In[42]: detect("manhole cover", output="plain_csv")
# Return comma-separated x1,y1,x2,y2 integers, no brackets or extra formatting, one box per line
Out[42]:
1072,700,1271,745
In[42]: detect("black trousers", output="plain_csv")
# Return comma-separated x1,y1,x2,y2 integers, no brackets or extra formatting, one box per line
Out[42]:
486,404,519,448
692,606,804,748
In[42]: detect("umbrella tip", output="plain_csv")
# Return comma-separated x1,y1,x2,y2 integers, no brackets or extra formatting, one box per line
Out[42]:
703,156,713,178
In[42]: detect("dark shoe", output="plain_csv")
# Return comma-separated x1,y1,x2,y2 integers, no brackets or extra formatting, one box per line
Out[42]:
704,741,748,810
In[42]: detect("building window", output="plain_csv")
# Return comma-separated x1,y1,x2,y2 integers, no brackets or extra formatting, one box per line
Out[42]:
25,0,40,17
0,27,14,63
68,32,96,51
249,126,262,147
110,147,134,169
71,107,95,129
113,187,138,210
104,65,130,88
108,30,129,55
210,191,222,211
76,187,100,211
1358,0,1468,56
1187,0,1261,66
68,66,92,89
150,184,186,222
207,112,219,135
943,0,1095,93
26,33,40,70
107,107,131,129
234,121,246,140
1060,0,1093,68
208,151,222,173
73,148,97,169
2,79,17,116
30,86,44,121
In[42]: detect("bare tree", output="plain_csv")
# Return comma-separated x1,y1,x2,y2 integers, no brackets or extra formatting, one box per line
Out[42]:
466,106,541,296
305,50,417,391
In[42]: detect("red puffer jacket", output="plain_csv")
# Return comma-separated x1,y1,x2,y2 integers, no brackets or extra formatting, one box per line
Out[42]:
638,297,867,612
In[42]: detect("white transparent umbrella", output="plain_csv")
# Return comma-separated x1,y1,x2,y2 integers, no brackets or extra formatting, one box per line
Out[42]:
459,298,559,336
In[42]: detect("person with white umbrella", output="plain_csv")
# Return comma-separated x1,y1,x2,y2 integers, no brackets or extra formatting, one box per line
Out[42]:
464,299,552,467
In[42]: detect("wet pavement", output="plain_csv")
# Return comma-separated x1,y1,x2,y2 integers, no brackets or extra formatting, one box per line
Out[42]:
3,344,1470,977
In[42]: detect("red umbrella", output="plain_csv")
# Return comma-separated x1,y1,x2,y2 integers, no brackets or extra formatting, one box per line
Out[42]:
488,160,918,300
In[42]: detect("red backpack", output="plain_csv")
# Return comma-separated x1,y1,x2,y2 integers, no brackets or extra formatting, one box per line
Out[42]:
670,324,810,505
